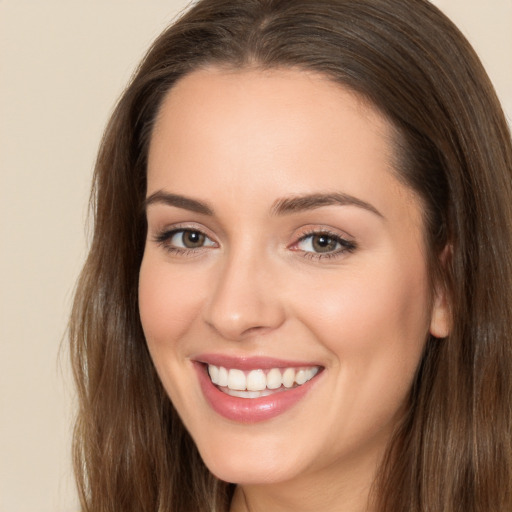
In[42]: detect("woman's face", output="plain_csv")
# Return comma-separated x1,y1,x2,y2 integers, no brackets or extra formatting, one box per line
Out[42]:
139,68,449,489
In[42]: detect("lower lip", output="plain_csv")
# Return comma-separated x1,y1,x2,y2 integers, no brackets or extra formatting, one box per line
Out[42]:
195,363,320,423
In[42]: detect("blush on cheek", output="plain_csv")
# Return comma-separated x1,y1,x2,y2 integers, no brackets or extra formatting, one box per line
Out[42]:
139,260,174,345
138,256,209,347
300,257,430,365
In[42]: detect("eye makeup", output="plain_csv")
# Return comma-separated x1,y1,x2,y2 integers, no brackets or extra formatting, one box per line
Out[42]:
151,223,357,262
292,228,357,261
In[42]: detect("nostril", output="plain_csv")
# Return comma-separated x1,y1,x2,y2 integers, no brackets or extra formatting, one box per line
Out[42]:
240,325,272,337
204,317,277,341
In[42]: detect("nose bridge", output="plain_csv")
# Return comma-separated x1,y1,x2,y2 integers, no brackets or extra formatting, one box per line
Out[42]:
203,240,285,340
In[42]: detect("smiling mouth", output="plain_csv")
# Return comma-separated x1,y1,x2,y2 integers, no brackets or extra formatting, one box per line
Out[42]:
207,364,321,399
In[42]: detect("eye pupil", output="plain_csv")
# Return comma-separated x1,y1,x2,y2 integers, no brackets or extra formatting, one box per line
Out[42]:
183,230,205,248
312,234,337,253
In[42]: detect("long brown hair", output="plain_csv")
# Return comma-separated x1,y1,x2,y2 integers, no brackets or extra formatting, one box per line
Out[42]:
69,1,512,510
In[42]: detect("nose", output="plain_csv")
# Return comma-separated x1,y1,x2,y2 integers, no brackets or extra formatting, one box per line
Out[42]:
202,248,286,341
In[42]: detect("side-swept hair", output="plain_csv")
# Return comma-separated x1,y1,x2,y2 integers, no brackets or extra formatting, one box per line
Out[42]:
70,1,512,510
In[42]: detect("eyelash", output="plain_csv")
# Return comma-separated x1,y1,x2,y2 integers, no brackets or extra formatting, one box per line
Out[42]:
293,229,357,261
153,226,217,256
152,227,357,260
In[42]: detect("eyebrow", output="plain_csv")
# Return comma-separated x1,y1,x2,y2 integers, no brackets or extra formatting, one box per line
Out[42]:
144,190,214,215
144,190,383,218
271,193,383,218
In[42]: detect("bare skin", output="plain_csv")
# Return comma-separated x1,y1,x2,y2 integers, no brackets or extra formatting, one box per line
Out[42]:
139,67,450,512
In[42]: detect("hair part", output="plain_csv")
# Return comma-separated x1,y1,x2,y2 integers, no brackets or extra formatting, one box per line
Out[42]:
70,1,512,510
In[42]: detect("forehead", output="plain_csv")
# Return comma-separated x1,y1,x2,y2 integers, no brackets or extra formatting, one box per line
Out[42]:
147,67,419,228
150,67,392,157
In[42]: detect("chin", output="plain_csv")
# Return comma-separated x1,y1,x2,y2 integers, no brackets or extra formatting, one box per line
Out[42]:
206,456,296,486
191,426,306,485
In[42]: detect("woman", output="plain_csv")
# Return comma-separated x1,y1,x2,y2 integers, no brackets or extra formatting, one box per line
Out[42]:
70,0,512,510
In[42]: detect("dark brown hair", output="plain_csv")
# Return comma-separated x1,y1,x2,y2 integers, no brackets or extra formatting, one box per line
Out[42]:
70,0,512,510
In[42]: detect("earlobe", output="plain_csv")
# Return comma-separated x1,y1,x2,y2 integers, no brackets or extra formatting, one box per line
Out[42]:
430,286,451,338
429,245,452,339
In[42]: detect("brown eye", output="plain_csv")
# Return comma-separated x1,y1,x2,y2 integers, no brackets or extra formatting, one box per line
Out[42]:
181,230,205,248
162,229,216,250
311,234,338,253
295,231,356,257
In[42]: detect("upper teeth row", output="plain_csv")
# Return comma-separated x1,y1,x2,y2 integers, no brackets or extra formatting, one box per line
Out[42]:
207,364,320,391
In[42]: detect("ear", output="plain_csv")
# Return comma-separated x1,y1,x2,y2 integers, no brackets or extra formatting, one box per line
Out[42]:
429,245,451,339
430,286,451,338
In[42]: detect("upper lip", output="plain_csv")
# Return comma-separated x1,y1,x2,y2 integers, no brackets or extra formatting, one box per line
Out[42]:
193,353,323,370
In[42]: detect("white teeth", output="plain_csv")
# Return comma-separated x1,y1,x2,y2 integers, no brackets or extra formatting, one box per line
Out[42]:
225,389,274,398
309,367,319,379
218,366,228,387
208,365,219,384
295,369,307,385
206,363,320,395
246,369,266,391
282,368,295,388
228,369,246,390
266,368,282,389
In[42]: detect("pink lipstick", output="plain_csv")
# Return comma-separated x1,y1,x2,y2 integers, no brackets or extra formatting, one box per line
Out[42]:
194,355,323,423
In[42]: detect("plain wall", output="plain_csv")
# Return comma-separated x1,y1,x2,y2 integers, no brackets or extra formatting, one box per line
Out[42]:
0,1,510,511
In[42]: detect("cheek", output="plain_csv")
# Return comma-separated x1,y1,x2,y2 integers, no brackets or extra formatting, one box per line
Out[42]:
138,253,207,417
138,253,205,350
303,266,427,331
292,260,430,454
293,255,431,391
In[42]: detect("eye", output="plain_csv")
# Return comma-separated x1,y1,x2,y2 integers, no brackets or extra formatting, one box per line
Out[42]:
298,233,339,253
294,231,356,257
154,228,217,252
170,229,215,249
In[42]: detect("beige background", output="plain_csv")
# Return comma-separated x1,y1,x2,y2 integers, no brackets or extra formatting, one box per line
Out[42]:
0,1,510,511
